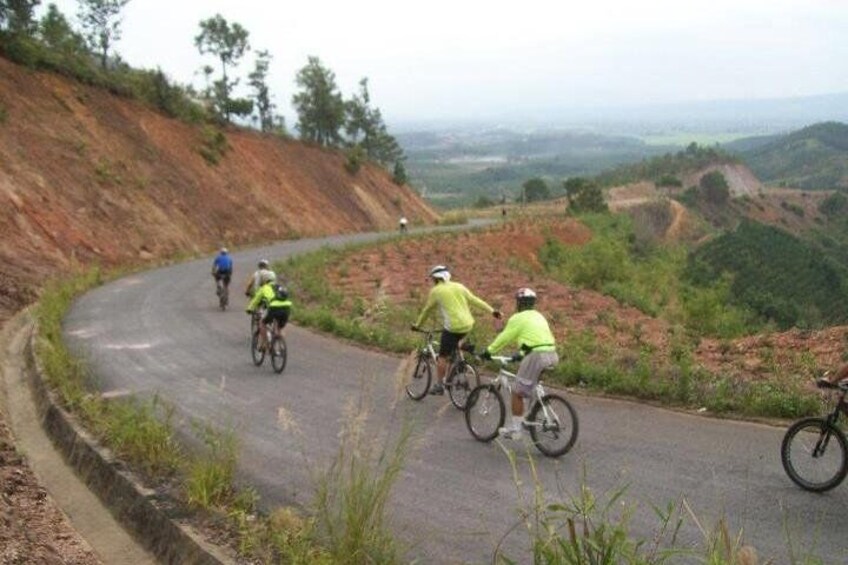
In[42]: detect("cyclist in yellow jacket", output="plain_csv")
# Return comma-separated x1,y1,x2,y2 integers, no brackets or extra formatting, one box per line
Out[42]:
412,265,501,395
481,288,558,438
246,271,293,351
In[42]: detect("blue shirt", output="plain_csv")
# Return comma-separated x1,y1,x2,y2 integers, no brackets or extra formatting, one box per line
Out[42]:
213,253,233,273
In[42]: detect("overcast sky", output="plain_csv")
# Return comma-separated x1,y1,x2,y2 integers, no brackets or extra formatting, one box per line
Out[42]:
44,0,848,124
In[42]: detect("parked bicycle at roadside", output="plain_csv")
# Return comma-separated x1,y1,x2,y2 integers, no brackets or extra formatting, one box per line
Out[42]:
406,328,479,409
465,353,578,458
781,377,848,492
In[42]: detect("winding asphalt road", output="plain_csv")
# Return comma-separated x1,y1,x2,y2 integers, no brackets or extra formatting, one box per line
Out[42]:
63,231,847,563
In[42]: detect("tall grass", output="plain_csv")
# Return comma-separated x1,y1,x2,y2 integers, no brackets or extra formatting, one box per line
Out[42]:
312,396,412,564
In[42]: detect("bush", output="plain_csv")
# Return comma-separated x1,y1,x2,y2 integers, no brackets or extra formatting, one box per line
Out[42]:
699,171,730,205
198,126,228,165
819,192,848,217
345,144,366,174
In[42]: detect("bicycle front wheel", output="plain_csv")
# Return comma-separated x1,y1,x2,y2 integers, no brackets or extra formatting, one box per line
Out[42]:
465,384,505,442
527,393,579,457
447,362,480,410
270,334,287,374
251,329,265,366
781,417,848,492
406,354,432,400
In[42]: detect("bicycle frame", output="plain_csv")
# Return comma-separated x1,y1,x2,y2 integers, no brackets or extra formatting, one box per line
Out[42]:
414,328,468,373
488,355,560,431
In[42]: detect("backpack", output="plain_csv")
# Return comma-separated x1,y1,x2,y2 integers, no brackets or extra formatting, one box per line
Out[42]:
271,283,289,302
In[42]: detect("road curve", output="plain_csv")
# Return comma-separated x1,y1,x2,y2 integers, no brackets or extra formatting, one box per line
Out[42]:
63,231,847,563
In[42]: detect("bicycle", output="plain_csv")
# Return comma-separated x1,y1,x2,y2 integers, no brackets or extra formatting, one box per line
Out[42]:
250,304,267,336
251,317,287,374
215,275,230,310
464,354,578,458
781,377,848,492
406,328,480,410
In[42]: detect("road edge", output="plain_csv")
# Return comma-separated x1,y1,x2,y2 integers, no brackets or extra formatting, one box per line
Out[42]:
22,313,234,565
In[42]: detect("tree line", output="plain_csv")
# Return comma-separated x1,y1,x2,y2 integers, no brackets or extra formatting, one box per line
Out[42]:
0,2,407,180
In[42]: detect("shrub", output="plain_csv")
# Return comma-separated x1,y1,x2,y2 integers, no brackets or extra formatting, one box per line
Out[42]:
198,126,228,165
345,144,366,174
699,171,730,205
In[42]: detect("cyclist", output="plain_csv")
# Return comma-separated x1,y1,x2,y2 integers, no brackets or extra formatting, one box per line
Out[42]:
399,216,408,233
245,271,293,351
819,364,848,386
245,259,275,298
481,288,558,439
211,247,233,297
411,265,501,395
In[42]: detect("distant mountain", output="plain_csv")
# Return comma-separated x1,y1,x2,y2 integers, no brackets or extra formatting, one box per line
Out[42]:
733,122,848,190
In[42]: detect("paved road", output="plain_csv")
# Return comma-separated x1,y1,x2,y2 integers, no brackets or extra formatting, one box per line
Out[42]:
64,231,847,563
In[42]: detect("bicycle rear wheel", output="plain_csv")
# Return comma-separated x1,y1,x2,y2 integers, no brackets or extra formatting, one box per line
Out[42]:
251,329,265,366
781,417,848,492
447,361,480,410
219,287,228,310
527,393,579,457
270,334,287,374
406,354,432,400
465,384,505,442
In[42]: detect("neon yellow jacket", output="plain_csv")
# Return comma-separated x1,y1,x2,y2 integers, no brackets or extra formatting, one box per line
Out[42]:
486,310,556,355
414,281,494,334
246,282,292,311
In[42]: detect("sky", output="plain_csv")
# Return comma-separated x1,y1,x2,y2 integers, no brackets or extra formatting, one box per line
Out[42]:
44,0,848,125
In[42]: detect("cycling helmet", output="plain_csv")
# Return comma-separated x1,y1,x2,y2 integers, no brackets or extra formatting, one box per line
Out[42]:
515,287,537,311
261,271,277,284
429,265,451,281
220,247,229,254
258,259,270,269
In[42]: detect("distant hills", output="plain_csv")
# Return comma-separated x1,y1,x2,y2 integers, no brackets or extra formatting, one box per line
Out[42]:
729,122,848,190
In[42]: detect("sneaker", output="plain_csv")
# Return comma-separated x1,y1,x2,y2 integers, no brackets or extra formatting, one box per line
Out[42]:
429,383,445,395
498,424,523,439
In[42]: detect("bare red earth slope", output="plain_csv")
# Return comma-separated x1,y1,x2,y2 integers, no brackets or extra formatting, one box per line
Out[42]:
0,56,436,322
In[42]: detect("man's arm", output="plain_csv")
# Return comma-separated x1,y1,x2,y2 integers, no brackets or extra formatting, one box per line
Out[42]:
463,286,494,315
486,316,521,354
414,291,437,328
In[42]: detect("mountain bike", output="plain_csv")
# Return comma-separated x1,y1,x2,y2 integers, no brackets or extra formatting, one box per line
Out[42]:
251,317,287,374
214,274,230,311
406,328,480,409
781,378,848,492
465,354,578,458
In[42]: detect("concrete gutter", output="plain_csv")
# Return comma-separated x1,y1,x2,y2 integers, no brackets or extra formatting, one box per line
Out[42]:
3,309,233,564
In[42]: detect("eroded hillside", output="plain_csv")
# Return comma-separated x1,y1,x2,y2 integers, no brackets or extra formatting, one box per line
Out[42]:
0,57,436,322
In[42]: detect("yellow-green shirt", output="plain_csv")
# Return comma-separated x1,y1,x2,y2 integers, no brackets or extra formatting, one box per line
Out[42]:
487,310,556,355
414,281,494,334
247,283,292,311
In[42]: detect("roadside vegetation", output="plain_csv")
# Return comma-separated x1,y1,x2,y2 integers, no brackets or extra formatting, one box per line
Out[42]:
283,216,826,421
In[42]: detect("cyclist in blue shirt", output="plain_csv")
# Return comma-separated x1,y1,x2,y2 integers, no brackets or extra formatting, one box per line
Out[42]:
211,247,233,297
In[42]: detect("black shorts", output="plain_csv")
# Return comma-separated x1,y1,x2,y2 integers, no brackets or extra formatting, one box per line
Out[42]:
214,271,232,285
263,306,290,328
439,330,467,357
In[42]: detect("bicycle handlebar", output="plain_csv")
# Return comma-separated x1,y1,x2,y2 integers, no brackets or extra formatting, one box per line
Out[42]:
817,378,848,392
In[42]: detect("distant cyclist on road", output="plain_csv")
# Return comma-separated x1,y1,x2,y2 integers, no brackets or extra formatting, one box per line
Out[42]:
411,265,501,395
399,216,408,234
246,271,293,351
211,247,233,297
245,259,276,298
481,287,558,439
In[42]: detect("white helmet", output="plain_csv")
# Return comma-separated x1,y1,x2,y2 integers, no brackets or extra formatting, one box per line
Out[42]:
515,287,537,310
429,265,451,281
220,247,229,254
258,259,269,269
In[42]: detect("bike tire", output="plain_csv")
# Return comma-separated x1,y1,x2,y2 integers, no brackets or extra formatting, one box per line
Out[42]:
465,384,505,442
251,329,265,366
781,417,848,492
527,393,579,457
447,361,480,410
406,354,432,400
219,284,228,311
270,334,287,374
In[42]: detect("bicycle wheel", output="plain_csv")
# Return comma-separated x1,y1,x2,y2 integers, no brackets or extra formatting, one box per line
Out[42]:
527,393,579,457
465,384,505,442
219,286,228,310
447,361,480,410
270,334,287,374
406,354,432,400
251,329,265,366
781,417,848,492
